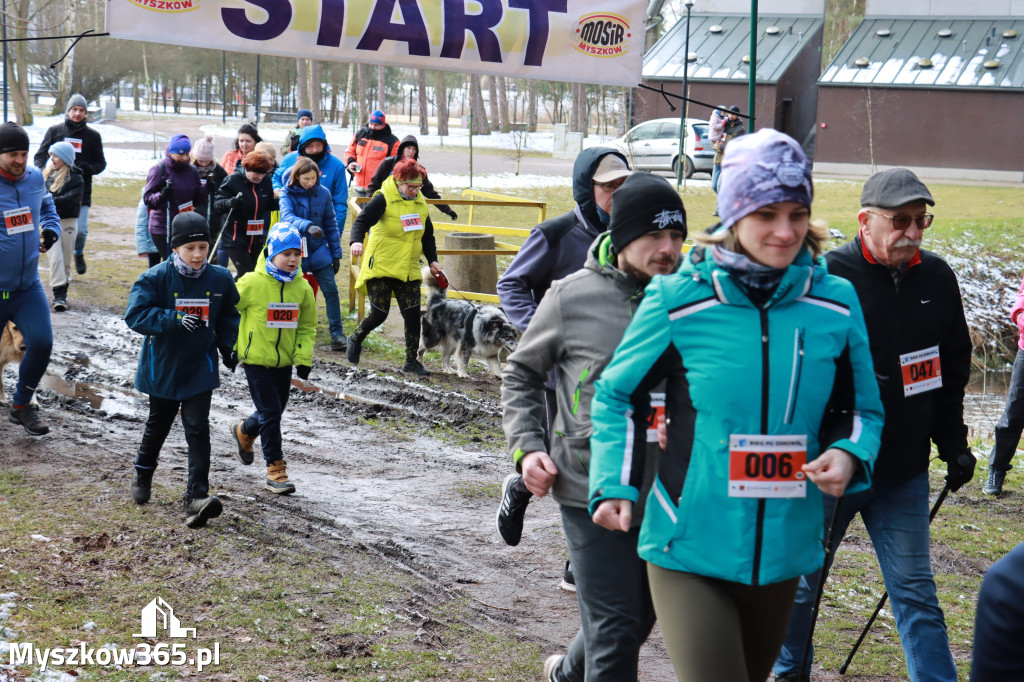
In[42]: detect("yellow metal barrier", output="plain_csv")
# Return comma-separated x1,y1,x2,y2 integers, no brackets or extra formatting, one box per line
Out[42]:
347,194,544,320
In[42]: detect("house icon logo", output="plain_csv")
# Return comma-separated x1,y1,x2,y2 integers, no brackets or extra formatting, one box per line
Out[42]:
133,597,196,639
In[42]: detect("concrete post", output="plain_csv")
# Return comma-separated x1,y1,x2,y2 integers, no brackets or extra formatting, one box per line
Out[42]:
442,233,497,295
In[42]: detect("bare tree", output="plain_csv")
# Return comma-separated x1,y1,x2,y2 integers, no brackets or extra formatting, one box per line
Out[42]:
434,71,448,136
376,64,385,112
295,58,309,115
356,63,366,118
486,75,499,131
308,60,321,121
469,74,490,134
495,76,510,133
527,79,538,132
416,69,428,135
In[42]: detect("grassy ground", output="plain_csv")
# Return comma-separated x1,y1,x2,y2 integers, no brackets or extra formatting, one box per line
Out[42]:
0,470,538,681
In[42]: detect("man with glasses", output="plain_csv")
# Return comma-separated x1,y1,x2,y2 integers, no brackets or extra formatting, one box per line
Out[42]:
773,168,974,682
495,149,631,572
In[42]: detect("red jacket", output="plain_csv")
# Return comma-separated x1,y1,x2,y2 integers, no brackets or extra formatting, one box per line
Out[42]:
344,125,399,189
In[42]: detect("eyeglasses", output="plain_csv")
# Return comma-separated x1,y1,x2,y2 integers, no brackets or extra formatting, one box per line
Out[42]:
594,180,625,192
401,183,422,190
864,209,934,231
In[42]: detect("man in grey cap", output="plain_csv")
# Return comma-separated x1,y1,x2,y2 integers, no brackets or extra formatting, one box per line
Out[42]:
773,168,974,682
495,148,632,556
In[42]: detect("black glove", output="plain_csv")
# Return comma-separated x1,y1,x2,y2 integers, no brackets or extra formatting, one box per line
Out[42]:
332,258,340,275
296,365,311,381
229,192,243,210
221,349,238,372
180,313,203,333
943,451,976,493
308,225,324,240
40,229,59,252
445,209,458,222
160,183,174,201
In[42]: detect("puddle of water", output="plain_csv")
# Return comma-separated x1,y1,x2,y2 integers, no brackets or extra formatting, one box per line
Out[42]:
40,374,146,416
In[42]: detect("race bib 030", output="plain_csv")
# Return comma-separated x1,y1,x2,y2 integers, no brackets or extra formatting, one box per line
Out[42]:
728,434,807,498
3,207,33,236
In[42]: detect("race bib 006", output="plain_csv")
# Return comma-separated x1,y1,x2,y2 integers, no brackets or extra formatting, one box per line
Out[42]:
728,434,807,498
266,302,299,328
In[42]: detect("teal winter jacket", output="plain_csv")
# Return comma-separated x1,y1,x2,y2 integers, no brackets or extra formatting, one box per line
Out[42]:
589,245,884,586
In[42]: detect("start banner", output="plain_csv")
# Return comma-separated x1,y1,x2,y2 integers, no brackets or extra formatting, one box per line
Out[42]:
106,0,646,87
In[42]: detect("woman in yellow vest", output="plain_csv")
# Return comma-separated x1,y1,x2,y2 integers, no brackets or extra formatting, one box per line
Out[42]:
348,158,440,375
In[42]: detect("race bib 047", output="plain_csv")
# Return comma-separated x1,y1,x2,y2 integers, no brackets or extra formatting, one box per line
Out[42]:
728,434,807,499
900,345,942,397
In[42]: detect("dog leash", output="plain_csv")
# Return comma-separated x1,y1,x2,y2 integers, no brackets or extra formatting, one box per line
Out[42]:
431,267,484,312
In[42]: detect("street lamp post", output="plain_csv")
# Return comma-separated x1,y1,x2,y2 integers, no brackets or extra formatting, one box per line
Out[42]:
675,0,694,190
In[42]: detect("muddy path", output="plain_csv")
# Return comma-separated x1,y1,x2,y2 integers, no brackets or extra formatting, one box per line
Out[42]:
2,308,677,679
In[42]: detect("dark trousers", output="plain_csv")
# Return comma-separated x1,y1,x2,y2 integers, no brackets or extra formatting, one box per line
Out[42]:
134,391,213,499
990,348,1024,471
0,280,52,406
354,277,421,361
222,245,257,281
554,505,657,682
151,231,168,261
241,364,292,464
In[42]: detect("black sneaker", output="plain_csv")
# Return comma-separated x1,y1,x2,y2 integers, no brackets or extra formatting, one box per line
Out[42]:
559,560,576,592
331,334,348,352
983,468,1006,495
346,334,362,364
773,672,810,682
74,253,86,275
8,406,49,436
403,359,430,376
496,473,531,546
183,495,223,528
131,468,154,505
52,297,67,312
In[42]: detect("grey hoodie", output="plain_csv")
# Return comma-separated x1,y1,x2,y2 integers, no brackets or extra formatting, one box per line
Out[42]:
501,233,673,517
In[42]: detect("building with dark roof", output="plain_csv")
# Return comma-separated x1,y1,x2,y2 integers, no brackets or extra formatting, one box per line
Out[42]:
814,1,1024,180
634,0,825,148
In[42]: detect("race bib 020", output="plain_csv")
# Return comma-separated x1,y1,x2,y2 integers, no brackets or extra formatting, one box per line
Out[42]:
266,302,299,329
900,345,942,397
3,207,33,236
728,434,807,498
247,219,264,236
400,213,424,232
175,298,210,323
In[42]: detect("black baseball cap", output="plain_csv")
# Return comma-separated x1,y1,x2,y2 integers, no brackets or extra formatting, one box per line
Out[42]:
860,168,934,209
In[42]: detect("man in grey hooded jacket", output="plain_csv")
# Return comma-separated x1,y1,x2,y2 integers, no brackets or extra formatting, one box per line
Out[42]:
501,172,689,682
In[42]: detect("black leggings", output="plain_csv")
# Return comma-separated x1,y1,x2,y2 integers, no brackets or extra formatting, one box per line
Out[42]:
152,232,168,261
222,246,257,280
354,277,421,361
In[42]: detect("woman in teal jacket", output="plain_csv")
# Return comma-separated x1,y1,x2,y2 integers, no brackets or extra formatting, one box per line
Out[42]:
588,129,884,682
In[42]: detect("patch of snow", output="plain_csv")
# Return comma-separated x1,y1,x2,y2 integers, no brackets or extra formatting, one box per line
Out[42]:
29,535,50,543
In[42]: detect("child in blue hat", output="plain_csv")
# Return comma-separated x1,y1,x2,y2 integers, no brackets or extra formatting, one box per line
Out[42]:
231,222,317,494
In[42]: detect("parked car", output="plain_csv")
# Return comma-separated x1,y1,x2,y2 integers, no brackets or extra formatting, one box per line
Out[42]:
609,117,713,178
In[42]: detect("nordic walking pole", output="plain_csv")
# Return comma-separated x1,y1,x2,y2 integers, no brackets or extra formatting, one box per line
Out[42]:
800,497,843,677
210,193,243,258
839,479,955,674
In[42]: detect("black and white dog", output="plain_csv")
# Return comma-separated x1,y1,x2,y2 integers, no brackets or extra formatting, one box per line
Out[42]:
418,268,519,377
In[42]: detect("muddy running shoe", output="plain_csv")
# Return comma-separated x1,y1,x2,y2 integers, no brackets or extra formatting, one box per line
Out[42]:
231,421,255,465
266,460,296,494
543,654,565,682
183,495,223,528
74,253,86,275
330,334,348,352
403,359,430,376
52,297,67,312
983,468,1006,495
496,473,531,546
131,468,154,505
559,561,576,593
8,405,49,436
346,334,362,364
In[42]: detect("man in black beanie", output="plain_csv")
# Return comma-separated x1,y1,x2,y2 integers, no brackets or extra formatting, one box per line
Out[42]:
0,121,63,435
501,171,687,682
34,93,106,275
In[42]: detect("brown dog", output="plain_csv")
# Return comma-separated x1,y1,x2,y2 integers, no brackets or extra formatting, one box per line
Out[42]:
0,321,27,402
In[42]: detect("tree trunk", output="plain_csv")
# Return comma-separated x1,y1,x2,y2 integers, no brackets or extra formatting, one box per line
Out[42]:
171,80,180,114
417,69,428,135
296,58,309,114
528,79,537,132
132,73,140,112
356,63,367,120
55,0,76,114
435,71,448,135
470,75,490,134
619,87,629,134
376,64,386,112
486,75,499,131
496,76,510,133
309,60,322,121
344,63,355,127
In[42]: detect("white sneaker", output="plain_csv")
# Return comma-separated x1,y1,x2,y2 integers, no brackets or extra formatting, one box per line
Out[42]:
543,654,565,682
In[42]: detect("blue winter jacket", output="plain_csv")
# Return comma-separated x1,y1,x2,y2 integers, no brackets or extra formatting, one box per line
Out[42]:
273,125,348,229
279,179,341,273
589,245,884,586
124,259,240,400
0,165,61,292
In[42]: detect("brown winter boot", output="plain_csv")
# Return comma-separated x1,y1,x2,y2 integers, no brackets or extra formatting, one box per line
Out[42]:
231,422,255,465
265,460,296,495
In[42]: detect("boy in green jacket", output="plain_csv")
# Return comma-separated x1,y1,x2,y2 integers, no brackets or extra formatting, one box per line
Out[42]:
231,222,317,494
